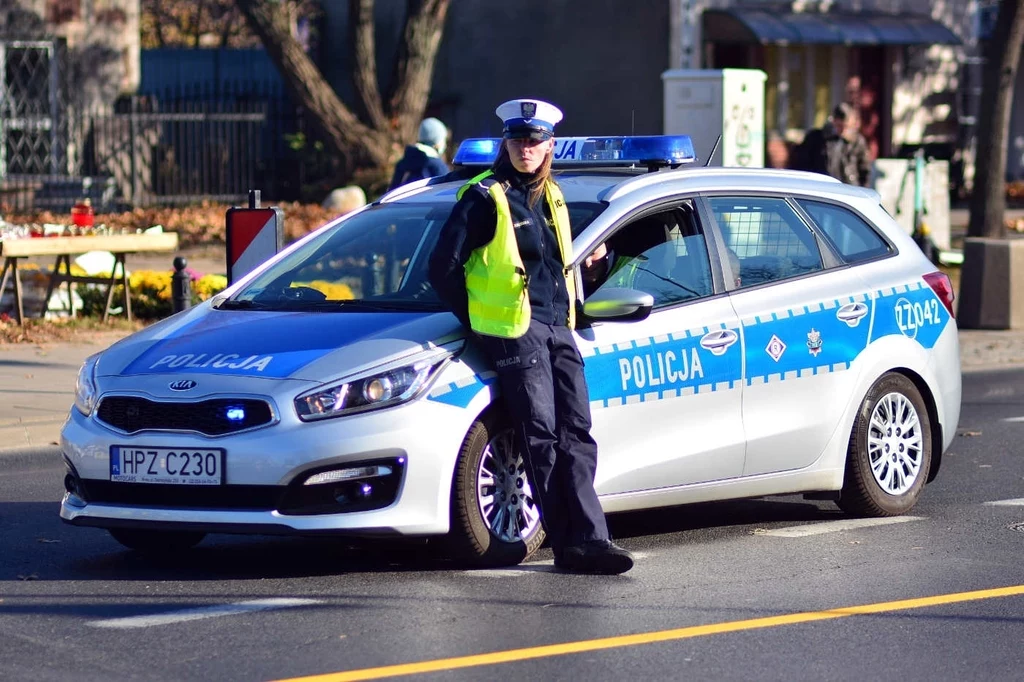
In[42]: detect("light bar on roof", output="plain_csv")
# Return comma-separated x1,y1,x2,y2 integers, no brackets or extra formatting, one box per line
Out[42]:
453,135,697,168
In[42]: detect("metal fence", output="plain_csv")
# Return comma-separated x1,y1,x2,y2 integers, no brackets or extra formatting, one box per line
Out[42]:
1,40,331,213
1,98,270,213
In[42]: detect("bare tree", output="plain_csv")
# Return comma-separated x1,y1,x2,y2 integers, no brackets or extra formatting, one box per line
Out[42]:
235,0,451,178
969,0,1024,239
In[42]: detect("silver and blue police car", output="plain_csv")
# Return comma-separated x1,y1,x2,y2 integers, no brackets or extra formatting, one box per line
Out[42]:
60,135,961,566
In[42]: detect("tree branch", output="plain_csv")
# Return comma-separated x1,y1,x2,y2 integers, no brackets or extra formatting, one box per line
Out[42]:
388,0,450,142
969,0,1024,238
235,0,388,172
349,0,387,130
193,0,207,48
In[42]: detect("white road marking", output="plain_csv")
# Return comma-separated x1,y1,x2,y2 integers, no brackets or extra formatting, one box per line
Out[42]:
757,516,925,538
1002,416,1024,423
87,598,322,629
984,498,1024,506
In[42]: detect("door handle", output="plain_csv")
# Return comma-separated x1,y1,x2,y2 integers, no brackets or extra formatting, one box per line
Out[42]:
700,329,738,356
836,302,869,328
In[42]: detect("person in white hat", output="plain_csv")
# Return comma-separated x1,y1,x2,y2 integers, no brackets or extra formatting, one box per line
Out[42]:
388,117,451,190
428,98,634,574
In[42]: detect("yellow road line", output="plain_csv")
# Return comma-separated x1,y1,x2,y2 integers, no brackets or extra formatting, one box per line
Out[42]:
274,584,1024,682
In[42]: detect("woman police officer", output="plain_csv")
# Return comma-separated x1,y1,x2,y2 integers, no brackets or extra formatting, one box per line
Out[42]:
428,98,633,574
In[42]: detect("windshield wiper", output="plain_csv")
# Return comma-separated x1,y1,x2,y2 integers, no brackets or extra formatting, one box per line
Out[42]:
287,299,443,312
215,299,275,311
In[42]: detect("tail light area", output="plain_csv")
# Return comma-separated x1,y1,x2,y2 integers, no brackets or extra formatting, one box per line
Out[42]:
923,271,956,318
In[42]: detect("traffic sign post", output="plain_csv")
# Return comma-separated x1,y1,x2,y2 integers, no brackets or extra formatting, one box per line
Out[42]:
225,190,284,285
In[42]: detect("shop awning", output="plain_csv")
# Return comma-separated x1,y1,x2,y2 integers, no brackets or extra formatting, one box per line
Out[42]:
703,8,962,46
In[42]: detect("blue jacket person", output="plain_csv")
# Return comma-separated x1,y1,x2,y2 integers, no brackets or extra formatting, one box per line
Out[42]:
428,98,634,574
389,117,451,190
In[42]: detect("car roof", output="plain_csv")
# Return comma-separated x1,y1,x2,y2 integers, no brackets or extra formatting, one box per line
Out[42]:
380,165,878,207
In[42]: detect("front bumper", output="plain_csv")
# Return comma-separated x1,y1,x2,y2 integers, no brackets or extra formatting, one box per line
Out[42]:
59,398,471,537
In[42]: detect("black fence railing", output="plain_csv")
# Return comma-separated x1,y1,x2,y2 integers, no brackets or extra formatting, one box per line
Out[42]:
2,98,264,212
1,93,335,213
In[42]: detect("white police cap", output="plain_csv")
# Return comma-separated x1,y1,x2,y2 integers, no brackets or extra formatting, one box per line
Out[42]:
495,98,563,140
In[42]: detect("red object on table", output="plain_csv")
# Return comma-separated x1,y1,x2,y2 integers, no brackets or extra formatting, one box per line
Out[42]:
71,199,94,228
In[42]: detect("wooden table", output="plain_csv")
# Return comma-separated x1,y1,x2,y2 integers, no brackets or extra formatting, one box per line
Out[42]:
0,233,180,324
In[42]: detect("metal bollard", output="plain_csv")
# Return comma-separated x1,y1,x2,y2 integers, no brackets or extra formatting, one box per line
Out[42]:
171,256,192,313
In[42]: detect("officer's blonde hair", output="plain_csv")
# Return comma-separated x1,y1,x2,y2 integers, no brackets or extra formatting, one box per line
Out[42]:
494,139,554,207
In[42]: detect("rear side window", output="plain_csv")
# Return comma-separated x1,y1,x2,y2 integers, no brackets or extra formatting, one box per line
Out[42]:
797,199,891,263
708,196,823,288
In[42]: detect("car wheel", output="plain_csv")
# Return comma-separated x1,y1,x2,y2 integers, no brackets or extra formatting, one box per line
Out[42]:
108,528,206,554
447,411,546,567
838,372,932,517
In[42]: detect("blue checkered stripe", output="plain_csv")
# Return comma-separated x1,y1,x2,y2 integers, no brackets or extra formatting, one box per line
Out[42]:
424,280,949,411
427,371,497,407
869,281,950,349
741,292,873,386
580,323,741,409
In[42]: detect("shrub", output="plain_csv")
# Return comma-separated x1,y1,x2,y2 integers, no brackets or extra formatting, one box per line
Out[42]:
77,270,228,320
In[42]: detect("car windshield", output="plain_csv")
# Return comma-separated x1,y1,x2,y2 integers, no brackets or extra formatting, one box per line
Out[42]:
224,198,606,312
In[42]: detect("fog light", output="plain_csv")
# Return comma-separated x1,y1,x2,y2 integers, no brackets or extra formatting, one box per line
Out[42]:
303,464,393,486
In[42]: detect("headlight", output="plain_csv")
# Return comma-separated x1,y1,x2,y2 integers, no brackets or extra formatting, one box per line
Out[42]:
74,354,100,416
294,350,456,421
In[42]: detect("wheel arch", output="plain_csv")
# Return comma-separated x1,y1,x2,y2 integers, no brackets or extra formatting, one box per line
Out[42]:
890,367,943,483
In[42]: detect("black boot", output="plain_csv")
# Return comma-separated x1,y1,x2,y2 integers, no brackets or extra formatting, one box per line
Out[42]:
557,540,634,575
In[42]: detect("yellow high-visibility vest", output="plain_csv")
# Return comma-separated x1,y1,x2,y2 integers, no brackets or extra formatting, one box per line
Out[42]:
459,170,576,338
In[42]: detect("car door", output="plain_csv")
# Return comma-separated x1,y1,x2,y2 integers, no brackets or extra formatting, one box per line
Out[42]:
706,194,874,476
574,200,746,495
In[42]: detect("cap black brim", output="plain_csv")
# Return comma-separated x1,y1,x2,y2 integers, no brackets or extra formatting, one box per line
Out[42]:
503,128,552,141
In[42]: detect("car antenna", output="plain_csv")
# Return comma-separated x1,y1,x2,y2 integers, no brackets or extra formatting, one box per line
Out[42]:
631,109,635,135
704,134,722,167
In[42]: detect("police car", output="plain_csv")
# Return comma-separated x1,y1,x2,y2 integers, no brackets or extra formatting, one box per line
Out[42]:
60,135,961,566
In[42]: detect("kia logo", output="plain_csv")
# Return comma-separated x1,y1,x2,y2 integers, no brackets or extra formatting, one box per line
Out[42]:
169,380,197,391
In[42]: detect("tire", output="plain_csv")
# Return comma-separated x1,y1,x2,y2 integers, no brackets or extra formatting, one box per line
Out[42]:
108,528,206,554
446,411,546,567
838,372,933,517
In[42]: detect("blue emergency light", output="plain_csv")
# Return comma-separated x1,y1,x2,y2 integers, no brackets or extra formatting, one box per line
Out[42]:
452,135,696,168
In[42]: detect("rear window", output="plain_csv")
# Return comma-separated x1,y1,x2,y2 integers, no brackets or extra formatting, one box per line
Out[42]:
797,199,891,263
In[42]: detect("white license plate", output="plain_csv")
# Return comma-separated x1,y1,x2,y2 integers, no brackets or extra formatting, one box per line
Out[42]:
110,446,224,485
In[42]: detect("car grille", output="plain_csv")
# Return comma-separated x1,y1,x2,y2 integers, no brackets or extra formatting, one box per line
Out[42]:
78,480,281,510
96,397,274,435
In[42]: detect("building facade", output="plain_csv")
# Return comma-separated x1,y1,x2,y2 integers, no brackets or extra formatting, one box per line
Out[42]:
321,0,1005,184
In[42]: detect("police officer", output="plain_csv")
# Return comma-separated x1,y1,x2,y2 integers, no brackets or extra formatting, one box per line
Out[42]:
428,98,634,574
389,117,451,190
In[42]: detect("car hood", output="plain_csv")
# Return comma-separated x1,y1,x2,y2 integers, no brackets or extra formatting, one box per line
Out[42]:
96,306,464,383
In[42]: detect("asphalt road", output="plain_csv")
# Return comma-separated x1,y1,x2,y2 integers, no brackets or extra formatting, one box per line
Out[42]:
1,368,1023,682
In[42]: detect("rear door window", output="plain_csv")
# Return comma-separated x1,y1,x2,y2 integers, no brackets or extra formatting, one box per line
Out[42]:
707,196,823,288
796,199,892,263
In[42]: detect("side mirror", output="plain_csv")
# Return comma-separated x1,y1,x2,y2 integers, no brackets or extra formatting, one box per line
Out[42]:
581,287,654,322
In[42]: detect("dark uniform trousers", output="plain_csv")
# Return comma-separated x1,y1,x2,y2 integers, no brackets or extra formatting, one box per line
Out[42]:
476,319,610,552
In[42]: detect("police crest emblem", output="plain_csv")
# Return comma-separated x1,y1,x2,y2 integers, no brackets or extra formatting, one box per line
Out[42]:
521,101,537,119
806,328,823,357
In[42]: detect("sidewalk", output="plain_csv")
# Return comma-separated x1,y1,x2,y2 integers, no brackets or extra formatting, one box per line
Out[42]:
1,328,1022,454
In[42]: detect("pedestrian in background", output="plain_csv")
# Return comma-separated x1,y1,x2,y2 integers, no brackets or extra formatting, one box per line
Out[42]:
389,117,451,190
428,98,634,575
794,103,872,187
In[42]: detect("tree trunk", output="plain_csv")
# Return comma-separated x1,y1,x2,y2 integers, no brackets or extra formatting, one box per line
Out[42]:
388,0,451,143
969,0,1024,239
235,0,392,175
236,0,450,183
350,0,387,130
